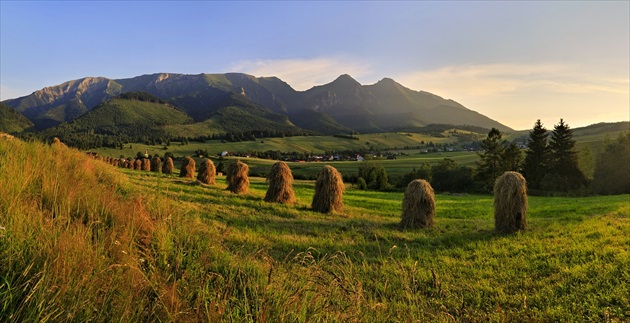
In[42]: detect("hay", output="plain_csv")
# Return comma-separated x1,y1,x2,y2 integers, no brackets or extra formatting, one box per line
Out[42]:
179,156,196,178
400,179,436,229
126,160,133,169
141,158,151,171
226,160,249,194
162,157,174,174
264,161,295,204
197,159,216,185
151,157,162,172
51,137,66,147
311,165,344,213
133,159,142,170
494,171,528,233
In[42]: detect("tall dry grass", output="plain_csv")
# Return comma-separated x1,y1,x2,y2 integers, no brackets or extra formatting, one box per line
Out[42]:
0,138,187,321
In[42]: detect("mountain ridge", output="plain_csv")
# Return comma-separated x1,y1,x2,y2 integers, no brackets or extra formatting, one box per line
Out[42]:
3,72,513,133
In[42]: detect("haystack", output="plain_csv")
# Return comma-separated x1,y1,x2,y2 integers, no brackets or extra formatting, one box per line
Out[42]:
162,157,174,174
133,159,142,170
126,160,133,169
400,179,435,229
151,157,162,172
264,161,295,204
141,158,151,171
226,160,249,194
51,137,66,147
197,159,216,185
494,171,528,233
311,165,344,213
179,156,196,178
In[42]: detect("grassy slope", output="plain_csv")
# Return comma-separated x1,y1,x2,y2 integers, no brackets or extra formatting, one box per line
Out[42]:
0,103,34,133
63,98,193,130
1,138,628,321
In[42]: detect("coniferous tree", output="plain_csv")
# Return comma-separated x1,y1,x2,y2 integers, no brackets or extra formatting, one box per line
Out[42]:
542,119,587,192
522,119,549,190
475,128,505,192
592,132,630,194
501,142,524,172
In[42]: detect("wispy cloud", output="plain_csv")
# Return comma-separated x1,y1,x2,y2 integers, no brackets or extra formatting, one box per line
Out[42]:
397,63,629,129
231,57,372,91
397,63,629,98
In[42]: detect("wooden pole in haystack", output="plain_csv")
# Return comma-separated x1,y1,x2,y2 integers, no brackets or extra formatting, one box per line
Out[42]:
162,157,174,174
264,161,295,204
311,165,344,213
179,156,196,178
494,171,528,233
197,159,216,185
400,179,436,229
226,160,249,194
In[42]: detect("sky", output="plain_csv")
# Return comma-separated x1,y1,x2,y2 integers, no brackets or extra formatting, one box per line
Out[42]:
1,1,628,130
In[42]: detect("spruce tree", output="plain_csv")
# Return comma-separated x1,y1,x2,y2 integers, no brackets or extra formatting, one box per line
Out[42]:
522,119,549,189
475,128,505,192
501,142,524,172
542,119,586,191
592,132,630,194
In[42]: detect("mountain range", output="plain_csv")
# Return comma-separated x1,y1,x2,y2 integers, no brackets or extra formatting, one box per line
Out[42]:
2,73,512,135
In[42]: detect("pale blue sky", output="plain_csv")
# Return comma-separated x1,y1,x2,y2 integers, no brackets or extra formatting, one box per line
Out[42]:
1,1,628,130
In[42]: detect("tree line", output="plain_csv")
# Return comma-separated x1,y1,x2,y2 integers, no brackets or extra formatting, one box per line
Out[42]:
356,119,628,195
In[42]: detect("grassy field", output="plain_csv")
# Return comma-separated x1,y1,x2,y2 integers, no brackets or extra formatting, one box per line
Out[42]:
92,128,627,181
1,138,628,321
94,132,459,158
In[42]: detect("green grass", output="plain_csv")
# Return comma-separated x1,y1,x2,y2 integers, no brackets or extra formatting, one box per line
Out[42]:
2,139,628,321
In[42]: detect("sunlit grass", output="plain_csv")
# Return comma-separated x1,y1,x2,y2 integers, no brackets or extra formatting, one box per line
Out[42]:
2,138,628,321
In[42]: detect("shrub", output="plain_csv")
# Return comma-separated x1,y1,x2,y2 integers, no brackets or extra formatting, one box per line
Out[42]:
356,177,367,190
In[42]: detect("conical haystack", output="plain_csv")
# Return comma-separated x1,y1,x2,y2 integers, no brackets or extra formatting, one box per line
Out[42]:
133,159,142,170
150,157,162,172
51,137,66,147
226,160,249,194
264,161,295,204
311,165,344,213
197,159,216,185
162,157,174,174
494,171,528,233
179,156,196,178
400,179,436,229
141,158,151,171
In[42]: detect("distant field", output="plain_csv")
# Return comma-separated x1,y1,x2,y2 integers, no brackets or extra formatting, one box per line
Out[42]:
93,128,628,180
95,132,458,157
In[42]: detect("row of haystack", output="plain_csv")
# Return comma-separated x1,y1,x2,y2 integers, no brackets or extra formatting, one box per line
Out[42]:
98,151,528,233
399,171,527,233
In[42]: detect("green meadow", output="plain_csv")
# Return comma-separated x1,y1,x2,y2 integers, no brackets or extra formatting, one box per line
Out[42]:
1,138,628,321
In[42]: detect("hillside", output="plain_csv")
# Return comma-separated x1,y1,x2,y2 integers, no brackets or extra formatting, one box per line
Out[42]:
2,73,513,134
0,102,34,133
1,137,628,321
45,93,192,137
